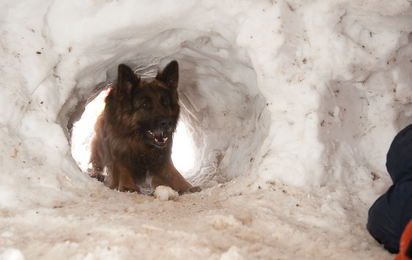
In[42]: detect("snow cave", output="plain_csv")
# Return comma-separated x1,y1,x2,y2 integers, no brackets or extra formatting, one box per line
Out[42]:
1,0,412,259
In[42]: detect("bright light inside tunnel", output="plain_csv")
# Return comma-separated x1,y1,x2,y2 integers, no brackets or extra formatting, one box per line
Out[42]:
71,89,109,172
71,89,196,176
172,121,195,175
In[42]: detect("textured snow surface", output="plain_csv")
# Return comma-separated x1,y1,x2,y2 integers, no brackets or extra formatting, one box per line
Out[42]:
1,0,412,259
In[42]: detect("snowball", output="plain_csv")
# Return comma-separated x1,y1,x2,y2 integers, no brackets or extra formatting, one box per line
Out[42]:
154,186,179,201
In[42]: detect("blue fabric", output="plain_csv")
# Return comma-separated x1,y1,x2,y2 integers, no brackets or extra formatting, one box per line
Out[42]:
386,124,412,184
367,124,412,254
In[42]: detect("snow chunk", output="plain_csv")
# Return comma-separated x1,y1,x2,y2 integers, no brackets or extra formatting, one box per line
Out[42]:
0,249,25,260
220,246,243,260
154,186,179,201
212,214,242,230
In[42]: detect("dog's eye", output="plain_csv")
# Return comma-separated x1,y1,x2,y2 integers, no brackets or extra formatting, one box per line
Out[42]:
161,97,170,108
141,101,151,110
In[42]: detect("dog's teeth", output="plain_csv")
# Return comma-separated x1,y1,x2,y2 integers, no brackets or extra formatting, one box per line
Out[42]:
164,137,168,141
155,138,158,142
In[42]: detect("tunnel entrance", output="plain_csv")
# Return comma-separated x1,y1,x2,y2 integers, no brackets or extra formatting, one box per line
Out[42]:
65,33,269,189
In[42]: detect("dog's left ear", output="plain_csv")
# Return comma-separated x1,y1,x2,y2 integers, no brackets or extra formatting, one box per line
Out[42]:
156,60,179,89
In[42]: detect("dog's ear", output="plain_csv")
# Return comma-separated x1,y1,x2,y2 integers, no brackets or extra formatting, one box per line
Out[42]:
156,60,179,89
117,64,139,94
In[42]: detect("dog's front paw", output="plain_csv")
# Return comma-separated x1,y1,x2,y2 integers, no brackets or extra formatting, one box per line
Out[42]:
119,186,136,193
188,186,202,193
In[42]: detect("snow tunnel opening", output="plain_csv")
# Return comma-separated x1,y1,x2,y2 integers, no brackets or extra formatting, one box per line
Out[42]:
65,32,270,189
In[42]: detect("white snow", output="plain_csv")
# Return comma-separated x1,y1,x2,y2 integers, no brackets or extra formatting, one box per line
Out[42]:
1,0,412,259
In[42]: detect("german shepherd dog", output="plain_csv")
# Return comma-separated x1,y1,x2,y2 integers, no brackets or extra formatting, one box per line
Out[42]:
88,60,201,195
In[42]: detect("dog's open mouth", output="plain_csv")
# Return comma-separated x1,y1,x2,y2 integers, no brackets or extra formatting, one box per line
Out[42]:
148,130,168,147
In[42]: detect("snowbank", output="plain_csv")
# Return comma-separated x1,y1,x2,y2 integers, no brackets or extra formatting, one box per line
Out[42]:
1,0,412,259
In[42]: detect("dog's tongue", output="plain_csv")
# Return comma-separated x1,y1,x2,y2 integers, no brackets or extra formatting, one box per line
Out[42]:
154,132,164,141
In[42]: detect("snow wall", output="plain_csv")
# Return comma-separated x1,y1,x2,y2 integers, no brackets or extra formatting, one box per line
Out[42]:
1,0,412,210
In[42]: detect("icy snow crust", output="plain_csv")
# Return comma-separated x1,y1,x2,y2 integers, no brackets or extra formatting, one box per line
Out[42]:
1,0,412,259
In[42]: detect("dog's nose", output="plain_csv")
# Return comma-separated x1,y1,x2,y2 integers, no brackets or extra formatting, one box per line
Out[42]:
158,117,172,130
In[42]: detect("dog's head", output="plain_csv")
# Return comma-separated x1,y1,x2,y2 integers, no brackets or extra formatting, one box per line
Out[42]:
107,60,180,148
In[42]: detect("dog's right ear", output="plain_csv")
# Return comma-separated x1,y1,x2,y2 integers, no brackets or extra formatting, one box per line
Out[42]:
117,64,139,94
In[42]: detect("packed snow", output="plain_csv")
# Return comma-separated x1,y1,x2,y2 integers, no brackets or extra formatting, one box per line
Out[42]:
1,0,412,259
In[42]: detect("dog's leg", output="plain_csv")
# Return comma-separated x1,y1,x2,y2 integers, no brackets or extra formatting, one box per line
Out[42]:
105,158,120,190
151,160,201,194
118,167,135,192
88,116,108,182
88,136,105,182
106,159,135,192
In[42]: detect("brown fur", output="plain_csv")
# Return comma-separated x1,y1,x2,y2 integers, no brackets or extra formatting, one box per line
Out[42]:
88,61,201,195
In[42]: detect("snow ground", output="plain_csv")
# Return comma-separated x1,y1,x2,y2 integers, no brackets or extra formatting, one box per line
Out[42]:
1,0,412,259
0,177,393,260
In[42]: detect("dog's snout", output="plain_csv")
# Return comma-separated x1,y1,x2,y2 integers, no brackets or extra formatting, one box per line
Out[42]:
158,117,172,131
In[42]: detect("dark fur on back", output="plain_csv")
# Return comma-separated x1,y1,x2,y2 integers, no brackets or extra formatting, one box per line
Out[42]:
88,61,200,194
